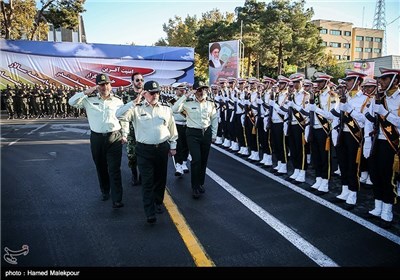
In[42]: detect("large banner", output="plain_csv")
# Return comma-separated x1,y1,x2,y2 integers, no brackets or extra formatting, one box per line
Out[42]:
208,40,240,85
351,61,375,78
0,39,194,89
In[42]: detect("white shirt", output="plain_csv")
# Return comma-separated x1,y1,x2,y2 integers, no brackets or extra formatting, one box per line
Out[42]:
68,92,128,137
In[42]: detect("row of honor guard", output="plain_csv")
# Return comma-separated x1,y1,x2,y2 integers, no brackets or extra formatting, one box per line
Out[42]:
159,68,399,228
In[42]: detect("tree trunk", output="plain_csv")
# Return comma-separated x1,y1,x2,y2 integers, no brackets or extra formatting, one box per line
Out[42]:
29,0,53,40
1,0,13,39
246,52,251,77
278,42,283,75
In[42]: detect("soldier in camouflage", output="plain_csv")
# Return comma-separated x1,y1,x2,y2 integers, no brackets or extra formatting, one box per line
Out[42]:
123,72,145,186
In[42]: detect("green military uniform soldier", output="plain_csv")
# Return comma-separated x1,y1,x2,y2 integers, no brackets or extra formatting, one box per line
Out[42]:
123,72,146,186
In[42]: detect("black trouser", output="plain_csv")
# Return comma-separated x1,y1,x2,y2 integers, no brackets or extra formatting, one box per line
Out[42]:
186,127,212,190
336,132,360,192
136,141,169,217
369,139,397,204
234,113,246,147
175,124,189,164
288,124,307,170
90,130,123,203
271,122,286,163
311,128,331,179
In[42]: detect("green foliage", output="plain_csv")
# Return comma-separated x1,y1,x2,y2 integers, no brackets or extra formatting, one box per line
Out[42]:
45,0,86,30
0,0,85,40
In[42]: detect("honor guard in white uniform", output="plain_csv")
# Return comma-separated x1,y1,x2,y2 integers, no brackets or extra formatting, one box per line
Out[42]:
363,68,400,228
333,70,368,208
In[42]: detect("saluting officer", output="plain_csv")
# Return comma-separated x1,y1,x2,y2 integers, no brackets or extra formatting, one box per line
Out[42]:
172,81,218,199
116,80,178,224
68,73,128,208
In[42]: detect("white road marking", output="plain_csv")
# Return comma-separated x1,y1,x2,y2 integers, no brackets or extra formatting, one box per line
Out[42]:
212,144,400,246
206,168,339,267
27,123,48,135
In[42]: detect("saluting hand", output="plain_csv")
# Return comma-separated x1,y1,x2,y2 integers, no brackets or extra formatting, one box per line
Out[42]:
84,86,98,96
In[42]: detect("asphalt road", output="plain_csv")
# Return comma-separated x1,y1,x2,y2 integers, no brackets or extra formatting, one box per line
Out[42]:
1,117,400,276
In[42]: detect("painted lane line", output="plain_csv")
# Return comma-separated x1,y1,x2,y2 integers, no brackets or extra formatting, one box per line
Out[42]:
206,168,338,267
212,144,400,246
164,188,215,267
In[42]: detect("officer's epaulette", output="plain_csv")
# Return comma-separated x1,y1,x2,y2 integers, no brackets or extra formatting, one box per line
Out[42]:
112,94,122,99
186,98,194,102
160,102,170,107
206,97,214,102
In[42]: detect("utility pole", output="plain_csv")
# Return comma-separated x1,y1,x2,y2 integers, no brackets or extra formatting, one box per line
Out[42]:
373,0,387,55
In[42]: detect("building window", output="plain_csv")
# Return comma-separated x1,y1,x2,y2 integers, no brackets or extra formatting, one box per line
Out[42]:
330,30,341,35
356,36,364,41
320,28,328,34
365,48,372,52
345,56,351,60
374,48,381,53
321,41,327,46
344,31,351,36
343,43,351,49
355,47,363,52
374,37,382,43
366,36,373,42
329,42,341,48
335,55,341,59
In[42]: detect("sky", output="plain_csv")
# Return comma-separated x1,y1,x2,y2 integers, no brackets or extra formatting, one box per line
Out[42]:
81,0,400,56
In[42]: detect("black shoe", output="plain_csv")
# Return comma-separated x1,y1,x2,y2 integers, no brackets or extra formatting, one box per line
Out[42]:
155,204,164,214
101,194,110,201
344,203,355,211
198,185,205,194
147,215,157,224
112,202,124,208
192,188,200,199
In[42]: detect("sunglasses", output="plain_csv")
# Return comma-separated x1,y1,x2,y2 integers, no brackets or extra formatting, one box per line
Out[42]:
135,79,144,82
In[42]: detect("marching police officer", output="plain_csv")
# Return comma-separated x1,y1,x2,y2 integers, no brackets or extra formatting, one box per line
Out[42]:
116,80,178,224
172,81,218,199
68,73,128,208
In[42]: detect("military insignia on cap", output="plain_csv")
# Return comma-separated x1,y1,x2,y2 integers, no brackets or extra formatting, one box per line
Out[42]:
101,75,106,80
152,82,157,89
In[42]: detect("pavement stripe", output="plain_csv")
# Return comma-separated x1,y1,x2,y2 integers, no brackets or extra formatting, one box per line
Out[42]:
164,189,215,267
206,168,339,267
212,144,400,246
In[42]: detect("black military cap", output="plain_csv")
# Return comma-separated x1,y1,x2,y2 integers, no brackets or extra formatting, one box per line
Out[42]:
144,80,160,92
193,81,209,90
96,73,111,85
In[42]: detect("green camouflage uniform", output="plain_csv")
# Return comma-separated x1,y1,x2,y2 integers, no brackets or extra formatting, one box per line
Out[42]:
122,88,139,168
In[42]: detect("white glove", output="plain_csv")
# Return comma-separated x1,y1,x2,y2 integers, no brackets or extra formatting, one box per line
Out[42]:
373,103,388,116
363,138,372,159
268,99,275,106
263,118,268,131
241,114,245,126
339,103,352,113
331,129,338,147
308,104,316,111
286,101,293,107
257,98,263,105
304,126,310,143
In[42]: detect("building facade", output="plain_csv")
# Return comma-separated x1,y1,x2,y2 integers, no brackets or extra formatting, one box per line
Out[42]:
311,19,384,61
47,15,86,43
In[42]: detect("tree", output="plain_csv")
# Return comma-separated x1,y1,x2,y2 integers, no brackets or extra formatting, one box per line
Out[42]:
235,0,267,77
0,0,85,40
161,15,199,47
